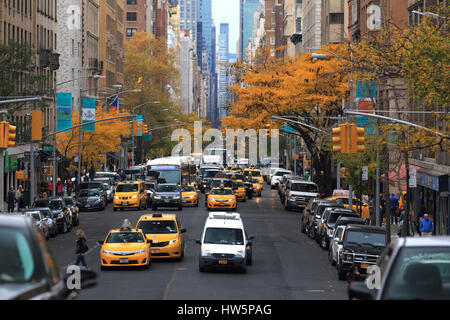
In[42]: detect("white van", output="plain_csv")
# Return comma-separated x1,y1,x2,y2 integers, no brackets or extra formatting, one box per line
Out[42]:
195,212,254,273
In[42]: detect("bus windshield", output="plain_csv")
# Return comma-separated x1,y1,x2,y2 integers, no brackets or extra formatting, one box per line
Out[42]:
148,165,181,184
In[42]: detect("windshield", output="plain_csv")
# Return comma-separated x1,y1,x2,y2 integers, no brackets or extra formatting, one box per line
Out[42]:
157,185,181,193
156,170,180,184
80,183,102,190
49,200,62,210
383,247,450,300
204,170,220,178
211,188,234,195
29,213,41,221
250,179,260,183
0,228,35,283
328,213,355,224
182,186,195,192
275,171,290,176
94,179,110,186
204,228,244,245
106,232,145,243
63,198,74,205
146,183,156,190
244,171,261,177
210,180,232,188
116,184,139,193
39,209,51,218
34,200,50,208
232,181,244,188
79,190,100,197
291,183,318,193
229,174,245,181
345,230,386,247
316,205,341,218
137,220,178,234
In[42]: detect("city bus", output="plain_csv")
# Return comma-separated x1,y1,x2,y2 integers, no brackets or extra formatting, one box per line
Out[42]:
146,157,195,186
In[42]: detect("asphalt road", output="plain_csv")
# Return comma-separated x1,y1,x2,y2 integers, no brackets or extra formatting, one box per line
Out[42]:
47,187,348,300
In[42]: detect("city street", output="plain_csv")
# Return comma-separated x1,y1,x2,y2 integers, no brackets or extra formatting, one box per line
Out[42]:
47,188,348,300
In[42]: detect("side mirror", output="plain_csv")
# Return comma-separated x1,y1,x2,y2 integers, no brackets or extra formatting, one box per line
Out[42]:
337,240,343,245
195,239,201,244
98,240,104,245
180,228,186,234
147,239,152,245
348,281,378,300
248,235,255,240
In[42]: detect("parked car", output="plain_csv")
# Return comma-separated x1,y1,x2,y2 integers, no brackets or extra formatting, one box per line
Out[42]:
270,169,292,189
267,167,281,185
23,211,50,240
33,198,72,234
328,217,367,266
348,236,450,300
283,180,319,211
300,199,320,233
0,214,97,299
22,208,58,237
62,196,79,226
77,189,106,211
336,224,387,280
152,184,182,211
306,200,344,240
316,208,359,249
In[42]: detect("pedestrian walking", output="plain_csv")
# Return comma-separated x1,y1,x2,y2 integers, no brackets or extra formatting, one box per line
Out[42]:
419,214,433,237
416,206,427,236
389,193,399,225
380,196,386,223
16,185,25,210
7,186,16,213
75,229,89,269
66,177,73,196
56,178,64,197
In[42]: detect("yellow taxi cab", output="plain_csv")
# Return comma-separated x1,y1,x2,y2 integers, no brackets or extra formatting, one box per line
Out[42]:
249,178,262,196
181,185,199,207
232,180,247,202
243,169,264,185
113,181,148,211
100,220,151,270
229,166,243,174
207,187,237,211
327,196,370,219
136,213,186,261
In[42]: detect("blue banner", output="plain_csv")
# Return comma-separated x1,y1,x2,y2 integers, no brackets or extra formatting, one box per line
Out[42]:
82,97,96,132
57,93,72,132
136,114,143,137
356,81,377,99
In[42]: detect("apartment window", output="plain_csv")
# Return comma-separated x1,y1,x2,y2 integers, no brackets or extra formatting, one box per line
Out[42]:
127,0,137,4
329,13,344,24
270,37,275,45
126,12,137,22
126,28,137,37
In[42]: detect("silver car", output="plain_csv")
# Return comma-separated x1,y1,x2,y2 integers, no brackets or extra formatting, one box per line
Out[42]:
349,236,450,300
24,211,50,240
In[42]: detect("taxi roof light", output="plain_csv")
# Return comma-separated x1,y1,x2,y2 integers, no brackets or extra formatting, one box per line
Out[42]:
121,219,132,230
208,212,241,220
152,213,163,218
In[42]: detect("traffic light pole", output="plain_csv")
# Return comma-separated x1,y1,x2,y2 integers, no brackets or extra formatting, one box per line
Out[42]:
0,149,4,212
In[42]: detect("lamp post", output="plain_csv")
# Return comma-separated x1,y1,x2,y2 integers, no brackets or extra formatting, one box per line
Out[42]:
53,74,103,196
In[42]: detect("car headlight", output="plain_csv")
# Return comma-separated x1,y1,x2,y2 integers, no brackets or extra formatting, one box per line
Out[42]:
58,213,64,219
154,196,161,199
201,249,211,257
289,195,295,200
169,238,179,244
102,250,114,255
235,250,245,258
173,196,180,199
133,249,147,254
344,252,353,261
114,196,120,200
131,195,138,199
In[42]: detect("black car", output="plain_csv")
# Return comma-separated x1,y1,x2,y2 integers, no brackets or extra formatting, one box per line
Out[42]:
306,200,344,240
332,216,367,236
78,182,107,202
76,189,106,211
317,208,359,250
152,184,182,210
300,200,320,233
336,224,387,280
33,198,72,234
62,196,80,226
0,215,97,299
199,169,222,192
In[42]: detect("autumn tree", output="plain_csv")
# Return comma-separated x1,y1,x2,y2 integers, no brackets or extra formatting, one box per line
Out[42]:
224,44,349,188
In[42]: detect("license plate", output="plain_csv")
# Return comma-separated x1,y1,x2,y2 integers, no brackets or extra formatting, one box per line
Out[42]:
122,202,128,206
85,204,90,208
151,249,160,253
360,264,369,269
120,258,129,264
164,200,170,203
218,260,228,265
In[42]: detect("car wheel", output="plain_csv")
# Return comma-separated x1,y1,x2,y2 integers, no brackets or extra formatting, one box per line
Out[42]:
329,250,336,266
239,265,247,274
100,265,107,271
321,237,328,250
199,266,205,272
152,206,157,211
178,206,182,211
246,253,252,266
120,208,124,211
113,207,117,212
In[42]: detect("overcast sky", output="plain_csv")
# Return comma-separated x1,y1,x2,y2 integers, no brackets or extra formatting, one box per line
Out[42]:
212,0,239,54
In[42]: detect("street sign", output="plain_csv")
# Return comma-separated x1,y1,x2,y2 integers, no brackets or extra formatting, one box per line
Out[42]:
283,124,294,133
362,166,368,181
43,146,53,151
409,168,417,188
48,157,61,161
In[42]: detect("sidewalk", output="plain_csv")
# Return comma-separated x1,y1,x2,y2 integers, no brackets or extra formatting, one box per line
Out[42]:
382,222,420,239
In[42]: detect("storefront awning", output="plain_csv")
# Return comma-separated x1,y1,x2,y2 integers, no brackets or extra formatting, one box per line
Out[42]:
381,164,420,186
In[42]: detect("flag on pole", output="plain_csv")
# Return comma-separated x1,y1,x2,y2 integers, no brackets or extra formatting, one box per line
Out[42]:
110,95,119,111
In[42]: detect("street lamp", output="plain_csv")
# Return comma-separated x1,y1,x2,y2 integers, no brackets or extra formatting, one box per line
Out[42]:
53,74,104,196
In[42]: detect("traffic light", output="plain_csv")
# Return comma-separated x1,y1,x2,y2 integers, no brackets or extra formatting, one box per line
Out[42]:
351,125,365,153
340,167,349,177
332,123,350,154
0,121,16,148
32,110,43,141
143,124,148,134
132,121,138,136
